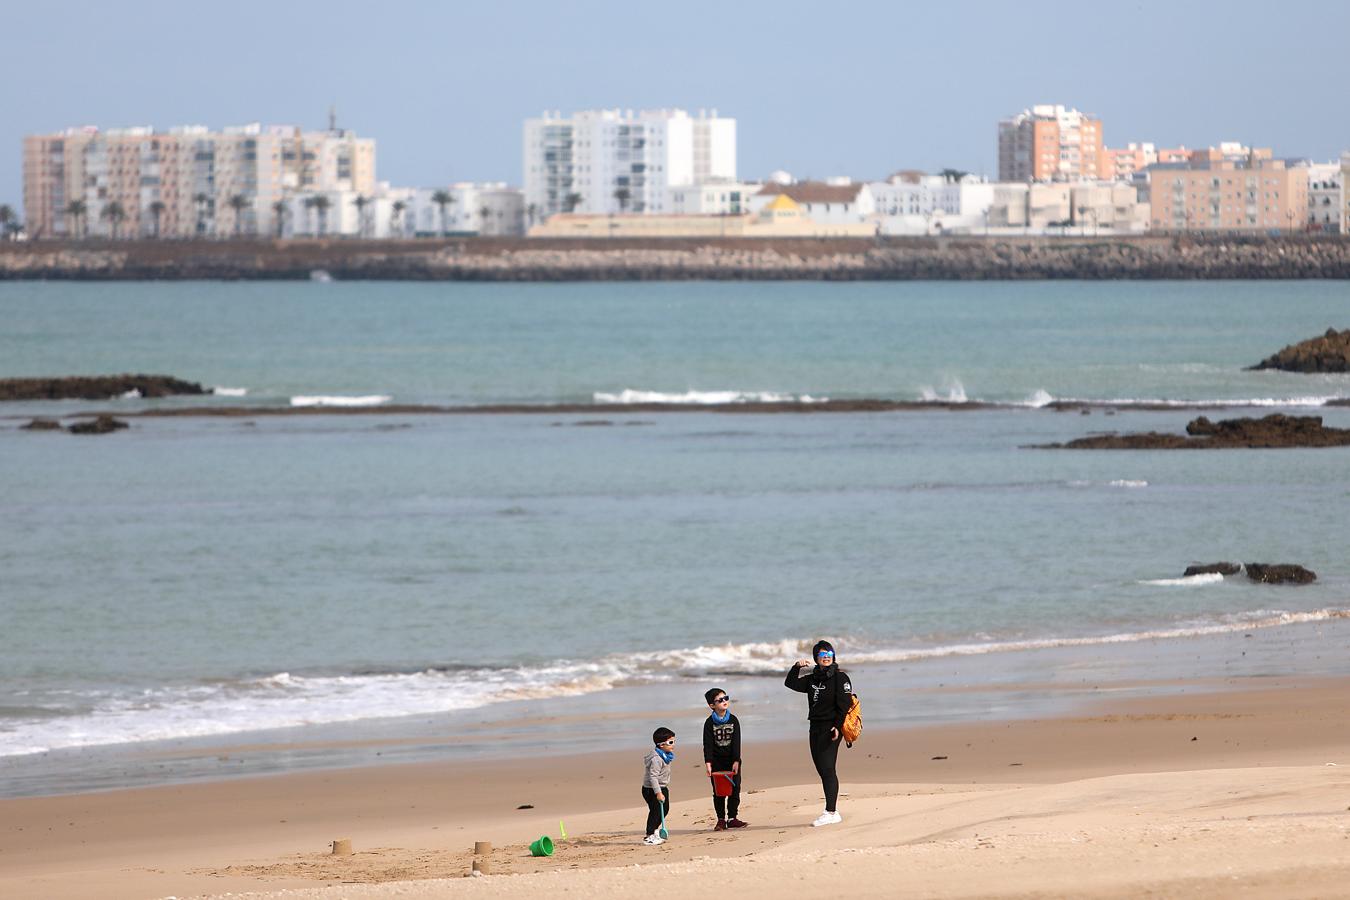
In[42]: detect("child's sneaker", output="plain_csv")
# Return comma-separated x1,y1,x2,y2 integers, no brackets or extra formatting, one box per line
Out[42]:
726,818,749,828
643,833,665,845
714,819,727,831
811,810,842,827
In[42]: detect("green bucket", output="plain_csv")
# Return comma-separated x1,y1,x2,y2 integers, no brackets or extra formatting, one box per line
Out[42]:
529,835,554,857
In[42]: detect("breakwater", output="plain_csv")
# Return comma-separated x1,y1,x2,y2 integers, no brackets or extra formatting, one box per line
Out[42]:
2,234,1349,280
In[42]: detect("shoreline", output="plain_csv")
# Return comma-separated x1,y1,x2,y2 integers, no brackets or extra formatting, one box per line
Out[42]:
5,395,1350,421
4,676,1350,898
4,234,1350,281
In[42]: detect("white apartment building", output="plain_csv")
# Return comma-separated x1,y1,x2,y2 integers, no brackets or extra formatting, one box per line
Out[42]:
23,122,375,239
523,108,736,219
1304,162,1342,233
1343,153,1350,233
869,172,996,234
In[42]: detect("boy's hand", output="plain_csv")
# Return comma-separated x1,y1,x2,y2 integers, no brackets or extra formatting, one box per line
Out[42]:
797,658,813,669
705,762,713,776
732,761,740,775
655,791,665,802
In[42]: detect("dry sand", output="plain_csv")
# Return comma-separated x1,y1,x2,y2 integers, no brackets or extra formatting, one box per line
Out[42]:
3,676,1350,899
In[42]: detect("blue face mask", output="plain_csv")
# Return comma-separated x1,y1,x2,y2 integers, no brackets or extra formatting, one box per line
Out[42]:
655,746,675,763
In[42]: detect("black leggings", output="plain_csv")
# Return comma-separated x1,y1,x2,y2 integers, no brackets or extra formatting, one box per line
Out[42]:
641,785,670,835
809,723,841,812
709,769,741,820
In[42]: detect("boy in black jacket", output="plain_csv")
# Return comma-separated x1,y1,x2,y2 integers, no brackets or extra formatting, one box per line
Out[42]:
784,639,852,826
702,687,748,831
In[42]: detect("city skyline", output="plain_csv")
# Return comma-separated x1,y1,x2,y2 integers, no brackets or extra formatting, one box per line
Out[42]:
4,0,1349,212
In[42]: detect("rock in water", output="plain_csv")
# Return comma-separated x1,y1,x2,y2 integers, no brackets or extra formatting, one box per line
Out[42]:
0,374,206,401
1244,563,1316,585
1183,562,1241,577
20,418,63,431
67,415,129,435
1249,328,1350,373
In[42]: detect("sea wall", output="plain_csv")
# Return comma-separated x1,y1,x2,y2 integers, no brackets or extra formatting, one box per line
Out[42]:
2,235,1349,281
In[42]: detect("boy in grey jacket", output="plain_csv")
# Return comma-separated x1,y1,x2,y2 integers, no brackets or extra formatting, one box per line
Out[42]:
641,726,675,845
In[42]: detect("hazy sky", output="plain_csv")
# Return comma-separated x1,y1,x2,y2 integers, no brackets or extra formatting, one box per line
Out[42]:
5,0,1348,212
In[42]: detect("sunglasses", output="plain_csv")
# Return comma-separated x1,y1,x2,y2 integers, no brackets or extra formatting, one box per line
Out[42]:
659,738,676,746
713,697,730,704
817,651,835,659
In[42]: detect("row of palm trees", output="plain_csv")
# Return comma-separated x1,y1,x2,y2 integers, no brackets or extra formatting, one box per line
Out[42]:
54,192,519,240
0,204,22,240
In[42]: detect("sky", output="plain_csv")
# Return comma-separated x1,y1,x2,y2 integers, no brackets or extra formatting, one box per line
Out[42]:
4,0,1349,214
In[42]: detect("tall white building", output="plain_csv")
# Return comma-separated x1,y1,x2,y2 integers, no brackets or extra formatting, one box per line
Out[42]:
523,108,736,219
1304,161,1343,233
869,172,996,234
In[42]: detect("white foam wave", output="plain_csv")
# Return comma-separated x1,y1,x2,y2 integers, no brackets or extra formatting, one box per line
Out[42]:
6,611,1348,757
212,386,248,397
117,389,142,400
593,390,826,405
290,395,391,408
1024,389,1055,408
919,379,967,403
1139,572,1226,587
1109,480,1149,488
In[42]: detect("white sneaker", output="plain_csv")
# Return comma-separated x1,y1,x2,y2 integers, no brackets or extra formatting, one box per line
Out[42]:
811,811,842,827
643,833,665,845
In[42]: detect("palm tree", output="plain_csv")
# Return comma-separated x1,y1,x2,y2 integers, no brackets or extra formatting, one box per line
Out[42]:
391,200,407,237
938,168,970,183
100,201,127,240
272,200,289,238
352,195,370,238
64,199,87,239
431,189,454,236
227,194,250,238
193,192,210,237
563,192,583,213
311,195,331,237
0,204,14,241
613,187,631,212
147,201,167,238
478,204,491,236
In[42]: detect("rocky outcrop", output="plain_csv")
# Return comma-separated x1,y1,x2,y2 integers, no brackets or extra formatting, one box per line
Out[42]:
1184,562,1242,577
4,235,1350,281
1244,563,1317,585
67,415,129,434
1039,414,1350,449
1249,328,1350,373
0,375,206,401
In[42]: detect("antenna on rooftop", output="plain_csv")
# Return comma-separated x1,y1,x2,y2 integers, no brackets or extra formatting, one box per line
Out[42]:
328,105,337,132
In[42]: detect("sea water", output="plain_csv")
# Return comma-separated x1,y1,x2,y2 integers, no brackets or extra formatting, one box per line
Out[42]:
2,279,1349,796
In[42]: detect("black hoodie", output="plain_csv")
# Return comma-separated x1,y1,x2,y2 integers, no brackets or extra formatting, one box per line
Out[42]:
784,642,852,730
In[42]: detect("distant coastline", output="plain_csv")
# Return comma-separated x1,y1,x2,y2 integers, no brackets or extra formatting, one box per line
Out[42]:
2,234,1349,281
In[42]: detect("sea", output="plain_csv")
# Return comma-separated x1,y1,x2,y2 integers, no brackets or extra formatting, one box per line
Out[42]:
2,279,1349,797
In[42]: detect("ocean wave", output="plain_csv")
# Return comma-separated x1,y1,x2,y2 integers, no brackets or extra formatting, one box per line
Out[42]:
919,379,967,403
290,395,392,408
117,389,142,400
1109,479,1149,488
212,387,248,397
1139,573,1226,586
1023,389,1055,408
593,390,827,405
6,611,1348,757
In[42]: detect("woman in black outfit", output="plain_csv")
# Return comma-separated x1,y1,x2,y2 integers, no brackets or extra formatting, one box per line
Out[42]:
783,639,852,826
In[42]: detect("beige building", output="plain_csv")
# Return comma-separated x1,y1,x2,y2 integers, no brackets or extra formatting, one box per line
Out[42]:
986,182,1147,233
1147,152,1308,232
998,105,1106,182
528,193,875,238
1103,143,1192,181
23,123,376,239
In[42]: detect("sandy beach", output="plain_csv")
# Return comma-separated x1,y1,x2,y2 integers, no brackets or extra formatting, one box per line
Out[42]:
3,676,1350,899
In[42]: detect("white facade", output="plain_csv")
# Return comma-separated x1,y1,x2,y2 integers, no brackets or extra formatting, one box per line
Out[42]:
666,180,762,215
986,181,1147,233
1343,153,1350,234
1304,162,1342,233
523,108,736,219
869,173,996,234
